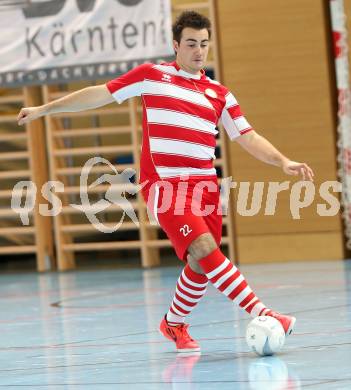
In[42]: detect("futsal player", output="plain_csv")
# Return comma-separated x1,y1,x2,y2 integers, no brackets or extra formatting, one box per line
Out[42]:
17,11,314,352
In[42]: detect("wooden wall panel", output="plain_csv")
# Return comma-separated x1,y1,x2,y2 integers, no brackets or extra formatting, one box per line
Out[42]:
217,0,343,262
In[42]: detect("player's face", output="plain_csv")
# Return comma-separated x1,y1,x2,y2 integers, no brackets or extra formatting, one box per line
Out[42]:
174,28,210,74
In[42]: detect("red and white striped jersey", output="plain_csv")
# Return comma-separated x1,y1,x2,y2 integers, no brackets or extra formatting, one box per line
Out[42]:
106,61,252,183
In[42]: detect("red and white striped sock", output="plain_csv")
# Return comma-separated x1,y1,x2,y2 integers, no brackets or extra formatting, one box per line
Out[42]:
166,264,208,326
198,248,269,317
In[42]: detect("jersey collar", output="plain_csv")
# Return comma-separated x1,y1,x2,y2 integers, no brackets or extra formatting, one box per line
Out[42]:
171,61,206,80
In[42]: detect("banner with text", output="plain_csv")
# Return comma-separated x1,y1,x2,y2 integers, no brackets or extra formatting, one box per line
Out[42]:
0,0,174,87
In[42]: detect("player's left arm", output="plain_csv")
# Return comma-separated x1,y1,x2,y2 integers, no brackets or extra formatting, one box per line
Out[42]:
235,130,314,181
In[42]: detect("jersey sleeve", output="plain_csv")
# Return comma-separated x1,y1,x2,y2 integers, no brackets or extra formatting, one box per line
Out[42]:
220,91,253,140
106,63,153,104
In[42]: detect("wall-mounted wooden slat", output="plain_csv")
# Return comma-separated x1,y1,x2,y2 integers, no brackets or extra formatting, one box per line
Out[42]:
61,202,139,214
0,151,29,160
0,245,37,254
0,133,28,142
0,189,35,198
63,241,142,251
0,95,23,104
0,208,33,218
0,114,18,123
51,106,142,118
61,222,138,233
53,126,136,138
56,164,137,176
0,226,35,235
63,183,138,195
53,145,133,157
0,170,31,179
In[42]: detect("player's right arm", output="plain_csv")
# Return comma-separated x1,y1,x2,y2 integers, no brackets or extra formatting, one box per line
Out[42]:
17,63,153,126
17,84,113,125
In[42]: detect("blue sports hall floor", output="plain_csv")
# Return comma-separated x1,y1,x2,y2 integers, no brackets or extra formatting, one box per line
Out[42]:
0,260,350,389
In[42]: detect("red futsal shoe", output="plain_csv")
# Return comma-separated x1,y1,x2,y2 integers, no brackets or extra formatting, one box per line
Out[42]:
265,310,296,336
159,316,200,352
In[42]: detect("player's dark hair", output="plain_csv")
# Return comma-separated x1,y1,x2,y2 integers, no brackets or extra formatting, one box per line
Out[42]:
172,11,211,43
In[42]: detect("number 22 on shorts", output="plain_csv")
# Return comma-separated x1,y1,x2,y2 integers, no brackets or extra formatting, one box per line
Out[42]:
180,224,192,237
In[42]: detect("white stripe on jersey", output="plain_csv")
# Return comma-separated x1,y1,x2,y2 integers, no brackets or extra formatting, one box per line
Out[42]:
221,108,241,140
153,64,202,80
234,116,251,132
153,64,183,76
225,92,239,108
146,108,218,135
150,138,215,159
111,82,143,103
156,167,217,178
143,80,215,109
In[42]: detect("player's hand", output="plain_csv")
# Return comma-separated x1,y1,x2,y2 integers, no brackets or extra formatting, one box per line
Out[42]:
282,160,314,181
17,106,45,126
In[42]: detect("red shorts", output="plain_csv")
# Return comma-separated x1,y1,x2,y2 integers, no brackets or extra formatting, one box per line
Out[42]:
142,177,222,261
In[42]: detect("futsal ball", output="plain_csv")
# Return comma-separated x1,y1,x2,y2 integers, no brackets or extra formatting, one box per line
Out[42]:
246,316,286,356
